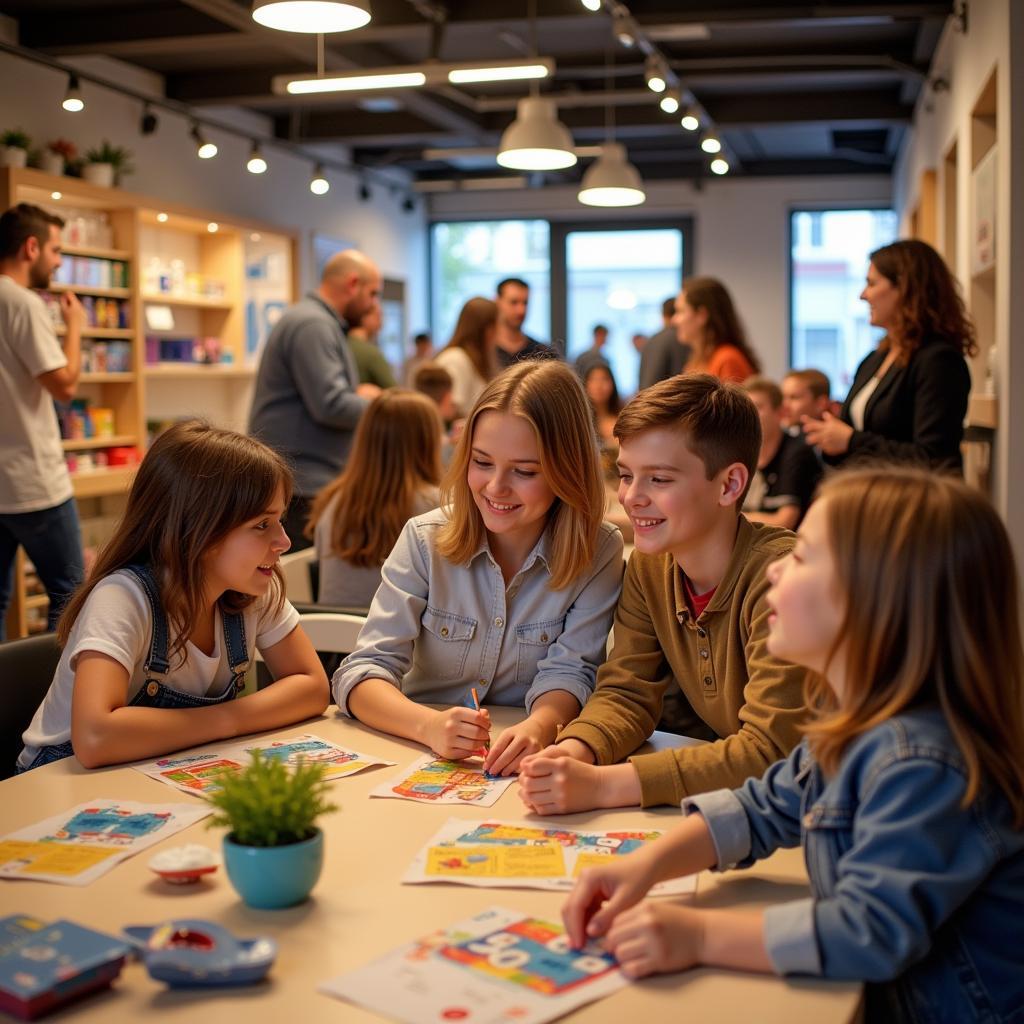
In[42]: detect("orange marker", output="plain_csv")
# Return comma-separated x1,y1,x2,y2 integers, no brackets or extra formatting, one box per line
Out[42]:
470,687,491,754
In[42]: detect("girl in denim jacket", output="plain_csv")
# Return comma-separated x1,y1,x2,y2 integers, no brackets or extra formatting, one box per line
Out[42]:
563,467,1024,1022
334,360,623,776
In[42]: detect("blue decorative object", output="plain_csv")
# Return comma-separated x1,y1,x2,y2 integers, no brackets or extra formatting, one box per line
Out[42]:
222,828,324,909
122,920,276,988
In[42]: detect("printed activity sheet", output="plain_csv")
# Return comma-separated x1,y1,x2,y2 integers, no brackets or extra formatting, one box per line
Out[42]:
370,754,515,807
134,733,395,796
320,905,626,1024
403,818,698,895
0,799,209,886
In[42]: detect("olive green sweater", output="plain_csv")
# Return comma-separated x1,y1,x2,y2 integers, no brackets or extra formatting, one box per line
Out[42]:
558,517,808,807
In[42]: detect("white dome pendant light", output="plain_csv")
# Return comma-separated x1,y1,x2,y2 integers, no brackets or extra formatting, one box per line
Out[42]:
497,0,576,172
252,0,371,33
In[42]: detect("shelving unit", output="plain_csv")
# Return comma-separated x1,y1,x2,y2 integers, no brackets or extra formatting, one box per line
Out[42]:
1,165,297,637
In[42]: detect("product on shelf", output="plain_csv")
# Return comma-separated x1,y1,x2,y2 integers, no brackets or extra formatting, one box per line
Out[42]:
57,398,116,440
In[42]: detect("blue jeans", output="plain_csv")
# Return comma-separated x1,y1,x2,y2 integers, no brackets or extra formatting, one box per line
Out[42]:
0,499,84,640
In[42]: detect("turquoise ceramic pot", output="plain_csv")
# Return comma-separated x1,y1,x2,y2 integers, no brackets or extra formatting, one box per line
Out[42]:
222,828,324,909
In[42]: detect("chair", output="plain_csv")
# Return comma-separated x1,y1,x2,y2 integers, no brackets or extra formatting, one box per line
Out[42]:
279,547,316,603
255,611,368,695
0,632,62,779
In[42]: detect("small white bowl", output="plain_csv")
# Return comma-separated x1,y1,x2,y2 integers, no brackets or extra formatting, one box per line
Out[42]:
149,845,219,885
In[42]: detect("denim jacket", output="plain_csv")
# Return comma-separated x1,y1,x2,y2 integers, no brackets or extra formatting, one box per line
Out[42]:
685,707,1024,1023
333,510,624,714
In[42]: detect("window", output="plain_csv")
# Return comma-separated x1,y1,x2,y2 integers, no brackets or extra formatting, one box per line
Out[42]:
430,220,550,345
790,208,897,398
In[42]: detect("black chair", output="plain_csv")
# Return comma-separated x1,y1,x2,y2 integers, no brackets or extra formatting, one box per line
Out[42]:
0,632,61,779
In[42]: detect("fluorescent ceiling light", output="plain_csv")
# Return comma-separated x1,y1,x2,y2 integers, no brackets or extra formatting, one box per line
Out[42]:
578,142,645,207
251,0,371,33
448,62,551,84
284,70,426,93
497,96,577,171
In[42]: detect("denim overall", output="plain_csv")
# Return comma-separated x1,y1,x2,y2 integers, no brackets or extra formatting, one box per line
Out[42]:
20,564,249,771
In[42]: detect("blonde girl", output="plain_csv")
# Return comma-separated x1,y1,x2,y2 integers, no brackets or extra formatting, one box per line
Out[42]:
333,360,624,776
434,296,498,416
308,389,443,609
562,468,1024,1021
18,421,329,771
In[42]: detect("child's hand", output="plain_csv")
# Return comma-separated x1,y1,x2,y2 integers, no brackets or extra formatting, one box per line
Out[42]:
483,716,554,776
604,902,706,979
423,707,491,761
517,752,601,814
561,855,655,948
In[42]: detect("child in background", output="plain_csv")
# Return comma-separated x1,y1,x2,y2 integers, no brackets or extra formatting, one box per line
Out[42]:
308,389,443,609
563,468,1024,1022
18,421,329,771
583,363,624,449
333,360,624,776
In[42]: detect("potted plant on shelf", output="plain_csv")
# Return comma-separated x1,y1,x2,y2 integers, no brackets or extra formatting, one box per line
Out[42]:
82,140,134,187
205,751,337,910
0,129,32,168
39,138,78,176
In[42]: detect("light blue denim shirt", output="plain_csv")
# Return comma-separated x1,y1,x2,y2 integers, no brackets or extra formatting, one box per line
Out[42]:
332,510,624,715
684,707,1024,1023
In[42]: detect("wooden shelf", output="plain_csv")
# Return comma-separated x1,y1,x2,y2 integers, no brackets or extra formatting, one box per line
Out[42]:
968,393,998,430
141,292,232,310
24,594,50,611
70,465,138,499
62,434,136,451
144,363,255,379
55,326,134,338
50,282,131,299
61,244,132,260
80,372,135,383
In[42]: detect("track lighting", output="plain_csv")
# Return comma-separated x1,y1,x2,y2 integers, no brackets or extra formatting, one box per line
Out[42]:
701,133,722,154
613,11,636,47
246,142,268,174
660,89,680,114
580,0,601,9
644,56,666,94
680,107,700,131
710,157,730,175
140,104,159,135
251,0,371,33
402,196,415,212
191,124,218,159
358,182,372,202
62,74,84,112
310,165,330,194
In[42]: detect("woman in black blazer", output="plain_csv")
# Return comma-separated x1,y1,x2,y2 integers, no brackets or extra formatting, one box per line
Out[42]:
802,239,976,473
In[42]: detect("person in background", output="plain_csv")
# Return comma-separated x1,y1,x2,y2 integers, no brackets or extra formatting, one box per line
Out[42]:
494,278,557,367
561,468,1024,1022
346,304,397,389
18,421,328,771
0,202,85,639
802,239,974,473
402,331,434,386
780,368,832,432
631,332,647,357
333,361,624,777
248,249,382,550
574,323,611,380
434,296,499,417
584,363,623,449
309,390,443,611
675,277,761,383
742,377,822,530
412,363,457,427
639,296,689,391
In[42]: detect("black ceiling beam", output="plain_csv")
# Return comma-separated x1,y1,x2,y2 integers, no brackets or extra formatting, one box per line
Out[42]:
18,5,227,49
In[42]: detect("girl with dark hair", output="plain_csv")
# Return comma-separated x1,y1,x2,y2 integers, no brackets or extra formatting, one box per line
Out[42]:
674,276,761,383
583,362,623,447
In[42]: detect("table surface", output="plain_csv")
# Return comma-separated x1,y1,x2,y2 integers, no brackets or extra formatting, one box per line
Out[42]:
0,709,862,1023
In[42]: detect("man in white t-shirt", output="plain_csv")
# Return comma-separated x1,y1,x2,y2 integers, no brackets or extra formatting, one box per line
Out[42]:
0,203,85,638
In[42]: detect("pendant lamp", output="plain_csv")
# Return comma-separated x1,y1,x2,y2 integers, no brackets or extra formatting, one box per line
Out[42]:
497,96,577,171
252,0,371,33
578,143,645,207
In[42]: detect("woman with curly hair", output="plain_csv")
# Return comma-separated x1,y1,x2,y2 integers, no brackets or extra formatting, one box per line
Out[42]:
802,239,976,472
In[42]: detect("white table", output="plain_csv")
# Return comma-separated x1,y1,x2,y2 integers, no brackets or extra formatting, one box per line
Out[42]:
0,709,862,1023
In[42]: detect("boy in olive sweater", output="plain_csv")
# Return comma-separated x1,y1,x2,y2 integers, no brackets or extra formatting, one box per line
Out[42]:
518,374,807,811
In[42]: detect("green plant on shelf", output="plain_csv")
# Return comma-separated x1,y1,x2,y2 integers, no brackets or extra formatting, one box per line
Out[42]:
204,750,338,848
85,140,135,178
1,128,31,150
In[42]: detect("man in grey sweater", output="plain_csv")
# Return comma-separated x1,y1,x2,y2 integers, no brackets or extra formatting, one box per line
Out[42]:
638,295,690,391
249,249,382,549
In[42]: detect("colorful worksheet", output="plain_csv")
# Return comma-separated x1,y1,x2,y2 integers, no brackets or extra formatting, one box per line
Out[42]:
0,799,209,886
369,754,515,807
134,733,395,796
320,905,627,1024
403,818,697,895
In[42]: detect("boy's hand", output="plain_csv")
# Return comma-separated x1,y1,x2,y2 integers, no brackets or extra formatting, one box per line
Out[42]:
482,715,552,776
422,707,490,761
605,903,706,979
517,753,602,814
561,855,656,948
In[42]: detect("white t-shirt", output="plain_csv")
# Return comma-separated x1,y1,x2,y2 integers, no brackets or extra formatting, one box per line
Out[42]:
0,275,72,513
18,571,300,768
434,346,487,417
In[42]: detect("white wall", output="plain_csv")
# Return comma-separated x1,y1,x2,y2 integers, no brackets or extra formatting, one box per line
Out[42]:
0,51,429,333
893,0,1024,563
427,175,891,382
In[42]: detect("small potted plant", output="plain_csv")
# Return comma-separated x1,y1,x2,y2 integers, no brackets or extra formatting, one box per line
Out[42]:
205,752,337,909
82,140,134,187
40,138,77,176
0,129,32,168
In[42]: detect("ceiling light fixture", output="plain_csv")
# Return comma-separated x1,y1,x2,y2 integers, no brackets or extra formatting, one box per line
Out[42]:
140,103,159,135
246,142,268,174
680,107,700,131
310,165,330,194
659,89,680,114
580,0,602,9
701,133,722,154
62,74,84,112
207,222,219,233
644,55,667,93
710,157,730,175
497,96,577,170
578,143,645,207
447,61,552,84
282,69,426,94
191,123,218,159
613,11,636,47
156,212,169,223
251,0,371,33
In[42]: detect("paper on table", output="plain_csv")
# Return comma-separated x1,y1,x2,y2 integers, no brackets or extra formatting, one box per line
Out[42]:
369,753,516,807
0,799,209,886
403,818,697,895
320,905,627,1024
